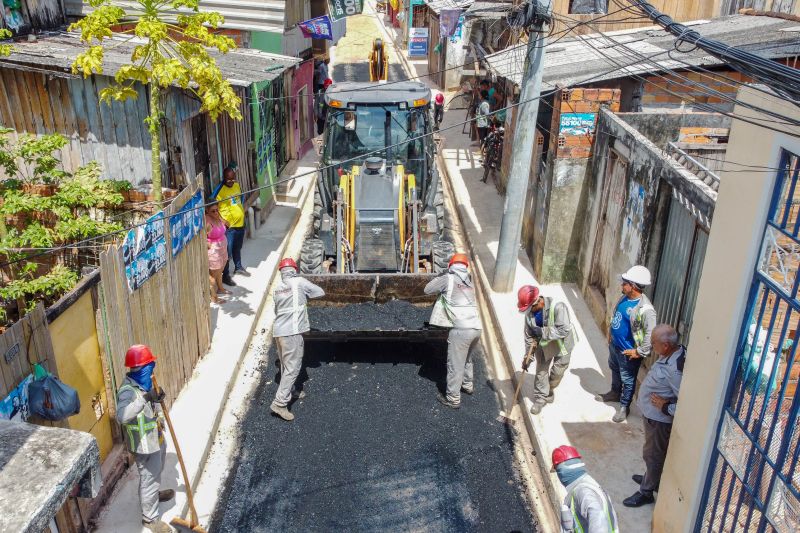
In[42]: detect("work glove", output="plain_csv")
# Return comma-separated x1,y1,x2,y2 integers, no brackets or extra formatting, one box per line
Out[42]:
144,387,165,404
522,355,532,372
529,325,543,339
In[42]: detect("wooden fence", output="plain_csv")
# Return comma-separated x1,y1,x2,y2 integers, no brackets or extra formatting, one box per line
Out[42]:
0,303,55,399
97,177,211,404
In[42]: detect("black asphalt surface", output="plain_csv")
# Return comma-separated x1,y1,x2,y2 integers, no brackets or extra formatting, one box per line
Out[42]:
333,62,407,83
211,337,538,533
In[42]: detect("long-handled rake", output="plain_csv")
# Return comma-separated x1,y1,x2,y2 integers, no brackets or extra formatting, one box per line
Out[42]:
499,340,538,425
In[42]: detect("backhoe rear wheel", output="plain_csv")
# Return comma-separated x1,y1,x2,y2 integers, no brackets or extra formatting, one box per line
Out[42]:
432,240,455,274
299,238,325,274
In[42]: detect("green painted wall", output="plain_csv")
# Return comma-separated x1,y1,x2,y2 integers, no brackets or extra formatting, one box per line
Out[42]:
250,31,283,54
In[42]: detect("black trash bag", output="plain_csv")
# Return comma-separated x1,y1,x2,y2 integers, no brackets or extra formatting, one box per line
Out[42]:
28,375,80,421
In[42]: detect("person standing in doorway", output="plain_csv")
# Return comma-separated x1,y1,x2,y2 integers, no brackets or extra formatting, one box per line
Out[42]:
424,253,483,409
116,345,175,533
316,78,333,136
517,285,578,415
475,90,491,148
214,164,247,286
271,258,325,421
624,324,685,508
597,265,657,423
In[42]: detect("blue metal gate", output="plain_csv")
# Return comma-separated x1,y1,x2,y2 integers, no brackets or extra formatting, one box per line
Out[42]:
697,148,800,532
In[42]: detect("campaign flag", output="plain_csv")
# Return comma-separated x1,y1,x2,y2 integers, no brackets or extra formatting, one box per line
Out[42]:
299,15,334,40
328,0,364,21
440,9,463,38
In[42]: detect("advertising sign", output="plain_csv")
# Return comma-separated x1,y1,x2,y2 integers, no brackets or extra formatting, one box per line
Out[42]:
298,15,334,40
409,27,429,57
169,189,204,258
328,0,364,20
122,212,167,292
559,113,597,136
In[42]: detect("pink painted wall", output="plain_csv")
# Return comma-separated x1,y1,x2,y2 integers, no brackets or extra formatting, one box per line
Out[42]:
290,59,315,160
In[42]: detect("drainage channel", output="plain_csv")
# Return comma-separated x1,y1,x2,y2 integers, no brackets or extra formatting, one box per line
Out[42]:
209,333,538,532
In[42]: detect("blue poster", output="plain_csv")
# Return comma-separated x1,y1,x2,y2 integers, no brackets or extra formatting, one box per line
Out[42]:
0,375,32,421
298,15,334,40
123,212,167,292
409,27,429,57
169,190,204,258
559,113,597,136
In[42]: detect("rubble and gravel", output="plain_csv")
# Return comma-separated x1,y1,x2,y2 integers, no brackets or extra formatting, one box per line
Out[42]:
308,300,434,332
210,340,537,533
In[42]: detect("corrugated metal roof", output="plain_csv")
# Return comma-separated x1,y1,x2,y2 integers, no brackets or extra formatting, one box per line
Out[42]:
424,0,472,15
484,14,800,89
0,32,299,86
64,0,287,33
465,1,512,19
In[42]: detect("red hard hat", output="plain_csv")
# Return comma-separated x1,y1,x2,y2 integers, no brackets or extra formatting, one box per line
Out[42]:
435,93,444,104
517,285,540,312
279,258,298,271
449,253,469,268
551,445,582,471
323,78,333,88
125,344,156,368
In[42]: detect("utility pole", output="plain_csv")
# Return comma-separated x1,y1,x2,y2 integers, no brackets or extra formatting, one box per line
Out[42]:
492,0,553,292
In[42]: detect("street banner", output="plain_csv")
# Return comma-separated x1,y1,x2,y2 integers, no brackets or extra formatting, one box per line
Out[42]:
122,212,167,292
559,113,597,136
299,15,334,40
440,9,463,38
328,0,364,20
169,189,204,258
409,27,429,57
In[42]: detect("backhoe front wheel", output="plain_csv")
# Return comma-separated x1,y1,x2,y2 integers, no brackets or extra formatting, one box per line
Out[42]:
432,240,455,273
299,238,325,274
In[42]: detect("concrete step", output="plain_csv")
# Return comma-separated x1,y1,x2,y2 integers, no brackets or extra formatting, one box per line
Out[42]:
274,177,306,206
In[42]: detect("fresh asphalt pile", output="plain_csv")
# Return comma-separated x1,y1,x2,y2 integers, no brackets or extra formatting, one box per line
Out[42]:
211,333,537,533
308,300,433,332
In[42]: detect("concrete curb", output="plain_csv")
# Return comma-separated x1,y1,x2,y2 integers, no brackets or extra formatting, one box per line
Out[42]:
436,146,563,530
179,179,314,516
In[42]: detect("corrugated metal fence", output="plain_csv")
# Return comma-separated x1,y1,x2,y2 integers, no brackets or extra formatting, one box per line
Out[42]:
97,177,211,405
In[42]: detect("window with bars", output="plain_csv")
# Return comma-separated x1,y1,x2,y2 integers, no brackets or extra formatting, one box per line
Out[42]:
697,149,800,532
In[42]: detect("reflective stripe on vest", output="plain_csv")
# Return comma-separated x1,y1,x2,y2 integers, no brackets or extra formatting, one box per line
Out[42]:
118,384,160,455
570,479,618,533
276,279,304,334
538,302,578,355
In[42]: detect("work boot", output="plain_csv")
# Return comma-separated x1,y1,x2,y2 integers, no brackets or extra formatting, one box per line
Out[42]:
460,385,474,395
530,401,545,415
234,267,250,277
596,390,621,403
158,489,175,502
612,405,630,423
291,389,306,400
142,519,173,533
623,491,655,507
437,393,460,409
270,403,295,421
222,275,237,287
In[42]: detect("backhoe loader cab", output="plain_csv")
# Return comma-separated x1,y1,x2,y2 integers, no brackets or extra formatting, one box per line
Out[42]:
303,81,453,277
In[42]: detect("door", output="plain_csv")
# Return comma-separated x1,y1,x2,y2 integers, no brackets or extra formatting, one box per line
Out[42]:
590,149,628,295
191,114,211,197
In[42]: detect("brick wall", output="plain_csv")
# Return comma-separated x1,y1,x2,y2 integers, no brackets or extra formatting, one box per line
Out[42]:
550,87,622,159
640,69,752,108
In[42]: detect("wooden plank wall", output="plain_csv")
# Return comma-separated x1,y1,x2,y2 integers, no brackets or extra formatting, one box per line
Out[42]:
98,177,211,405
206,87,257,198
20,0,65,31
0,304,56,399
551,0,718,34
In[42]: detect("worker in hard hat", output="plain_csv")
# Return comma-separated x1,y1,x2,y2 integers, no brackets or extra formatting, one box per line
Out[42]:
271,257,325,421
116,345,175,533
597,265,657,423
433,91,445,129
424,253,482,409
552,445,619,533
517,285,578,415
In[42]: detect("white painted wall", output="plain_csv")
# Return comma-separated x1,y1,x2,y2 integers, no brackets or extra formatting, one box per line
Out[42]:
653,85,800,532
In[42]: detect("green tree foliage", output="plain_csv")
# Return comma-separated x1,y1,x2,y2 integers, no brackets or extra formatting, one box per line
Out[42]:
69,0,242,203
0,131,125,326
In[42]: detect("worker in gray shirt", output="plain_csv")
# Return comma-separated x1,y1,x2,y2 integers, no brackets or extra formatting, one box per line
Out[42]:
552,445,619,533
425,252,482,409
271,257,325,421
624,323,685,507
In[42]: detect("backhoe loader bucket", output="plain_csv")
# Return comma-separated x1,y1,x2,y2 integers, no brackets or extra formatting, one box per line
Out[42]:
303,274,448,341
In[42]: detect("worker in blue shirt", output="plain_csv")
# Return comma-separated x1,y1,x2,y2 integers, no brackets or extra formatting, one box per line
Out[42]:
624,323,685,508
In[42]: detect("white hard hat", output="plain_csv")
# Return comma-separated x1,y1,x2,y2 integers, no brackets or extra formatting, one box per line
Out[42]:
621,265,652,286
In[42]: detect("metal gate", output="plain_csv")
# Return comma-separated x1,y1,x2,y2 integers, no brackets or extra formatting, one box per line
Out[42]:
590,149,628,295
697,148,800,532
653,193,709,344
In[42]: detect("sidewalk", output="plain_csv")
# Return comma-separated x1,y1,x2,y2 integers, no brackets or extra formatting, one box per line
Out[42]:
374,11,653,531
94,153,317,532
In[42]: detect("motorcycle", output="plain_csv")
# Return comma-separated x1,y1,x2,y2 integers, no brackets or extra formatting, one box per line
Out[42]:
481,125,504,185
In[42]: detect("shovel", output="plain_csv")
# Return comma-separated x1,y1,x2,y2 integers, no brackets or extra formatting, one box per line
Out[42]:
499,339,538,425
151,375,208,533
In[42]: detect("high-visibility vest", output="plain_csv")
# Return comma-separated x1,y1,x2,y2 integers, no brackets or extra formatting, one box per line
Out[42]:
569,478,619,533
442,273,482,330
275,277,308,336
118,384,163,455
537,300,578,356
